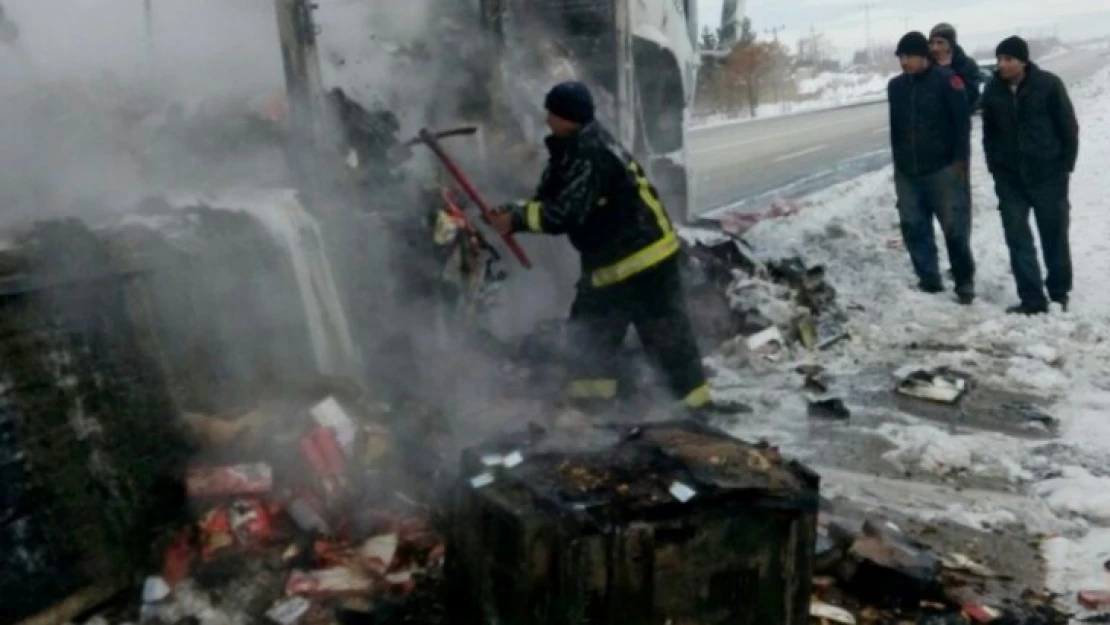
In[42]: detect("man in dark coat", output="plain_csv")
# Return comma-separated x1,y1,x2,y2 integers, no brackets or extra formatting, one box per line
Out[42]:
486,81,712,414
981,36,1079,314
929,23,982,111
887,32,975,304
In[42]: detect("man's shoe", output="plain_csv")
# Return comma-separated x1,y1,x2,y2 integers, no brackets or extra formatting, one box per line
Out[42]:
956,293,975,306
1006,302,1049,315
1051,296,1069,312
918,281,944,294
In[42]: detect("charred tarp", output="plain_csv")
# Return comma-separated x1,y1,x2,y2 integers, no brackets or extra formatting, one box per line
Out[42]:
447,419,819,625
0,220,188,624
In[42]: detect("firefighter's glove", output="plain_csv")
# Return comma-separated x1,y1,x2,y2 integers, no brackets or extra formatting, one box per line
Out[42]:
485,203,518,236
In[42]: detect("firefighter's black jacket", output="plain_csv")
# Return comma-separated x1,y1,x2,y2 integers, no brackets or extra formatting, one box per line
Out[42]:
509,122,679,288
888,64,972,177
980,63,1079,184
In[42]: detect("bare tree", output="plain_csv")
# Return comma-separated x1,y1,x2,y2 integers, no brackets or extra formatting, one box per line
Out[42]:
725,40,790,116
797,28,836,70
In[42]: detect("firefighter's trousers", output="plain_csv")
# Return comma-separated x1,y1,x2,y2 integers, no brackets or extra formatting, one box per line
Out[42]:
565,255,709,409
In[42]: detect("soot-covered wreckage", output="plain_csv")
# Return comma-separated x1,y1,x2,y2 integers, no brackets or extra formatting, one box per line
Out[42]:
0,2,1077,625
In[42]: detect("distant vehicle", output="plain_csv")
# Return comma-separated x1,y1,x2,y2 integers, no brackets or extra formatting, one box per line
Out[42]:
974,58,996,113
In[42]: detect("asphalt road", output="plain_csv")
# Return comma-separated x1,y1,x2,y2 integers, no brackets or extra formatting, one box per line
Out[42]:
688,49,1105,219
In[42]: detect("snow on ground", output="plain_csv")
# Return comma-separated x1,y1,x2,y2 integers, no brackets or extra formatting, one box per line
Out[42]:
692,70,895,129
708,66,1110,610
1041,46,1075,63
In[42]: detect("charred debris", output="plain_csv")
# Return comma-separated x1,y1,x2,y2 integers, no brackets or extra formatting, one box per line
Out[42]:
0,9,1078,625
0,203,1077,625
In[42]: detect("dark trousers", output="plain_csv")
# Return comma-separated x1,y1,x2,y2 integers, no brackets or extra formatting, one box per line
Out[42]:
566,255,708,407
894,166,976,295
994,174,1072,305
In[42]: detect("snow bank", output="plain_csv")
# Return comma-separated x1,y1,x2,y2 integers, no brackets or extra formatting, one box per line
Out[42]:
714,65,1110,602
692,70,895,130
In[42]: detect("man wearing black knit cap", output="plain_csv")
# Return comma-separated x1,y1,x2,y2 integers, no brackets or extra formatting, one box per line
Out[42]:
981,35,1079,315
485,81,713,416
887,32,975,304
929,23,982,111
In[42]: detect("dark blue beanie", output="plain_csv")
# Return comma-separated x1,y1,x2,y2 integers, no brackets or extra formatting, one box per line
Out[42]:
544,81,595,124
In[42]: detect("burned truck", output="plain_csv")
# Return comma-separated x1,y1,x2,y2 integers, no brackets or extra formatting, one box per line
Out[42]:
477,0,701,221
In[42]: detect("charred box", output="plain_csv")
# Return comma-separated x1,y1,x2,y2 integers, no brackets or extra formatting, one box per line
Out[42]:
446,419,820,625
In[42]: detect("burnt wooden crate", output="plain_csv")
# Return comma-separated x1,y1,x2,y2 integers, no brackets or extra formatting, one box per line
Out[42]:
446,419,820,625
0,220,187,625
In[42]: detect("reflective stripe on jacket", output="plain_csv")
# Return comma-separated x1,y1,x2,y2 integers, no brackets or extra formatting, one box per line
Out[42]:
510,122,678,288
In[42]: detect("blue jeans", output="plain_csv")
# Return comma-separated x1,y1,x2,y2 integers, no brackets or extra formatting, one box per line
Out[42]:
994,174,1072,306
894,165,976,295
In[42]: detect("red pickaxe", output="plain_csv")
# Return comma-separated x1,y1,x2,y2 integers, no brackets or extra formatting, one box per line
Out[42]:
413,127,533,269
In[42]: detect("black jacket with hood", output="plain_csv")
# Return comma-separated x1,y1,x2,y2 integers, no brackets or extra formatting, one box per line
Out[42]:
980,62,1079,184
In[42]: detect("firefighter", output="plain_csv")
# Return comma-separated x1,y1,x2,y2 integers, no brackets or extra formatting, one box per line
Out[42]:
485,81,712,414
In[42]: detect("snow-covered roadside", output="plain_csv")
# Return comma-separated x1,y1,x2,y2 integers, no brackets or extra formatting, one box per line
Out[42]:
692,71,895,130
710,66,1110,612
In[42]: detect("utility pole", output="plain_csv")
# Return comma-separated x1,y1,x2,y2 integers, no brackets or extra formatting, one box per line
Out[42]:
763,25,786,105
143,0,154,79
861,2,875,66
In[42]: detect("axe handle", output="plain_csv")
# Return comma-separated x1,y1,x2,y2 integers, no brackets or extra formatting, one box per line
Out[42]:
403,126,477,147
418,128,533,269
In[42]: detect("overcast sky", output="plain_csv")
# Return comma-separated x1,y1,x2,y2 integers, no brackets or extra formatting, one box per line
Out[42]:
699,0,1110,57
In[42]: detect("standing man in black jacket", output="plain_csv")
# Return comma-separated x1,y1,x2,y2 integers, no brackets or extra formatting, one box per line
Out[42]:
486,81,713,414
888,32,975,304
929,23,982,111
981,36,1079,315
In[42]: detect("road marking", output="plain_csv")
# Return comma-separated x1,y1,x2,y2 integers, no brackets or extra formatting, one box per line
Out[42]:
691,105,886,154
692,122,837,154
771,144,827,163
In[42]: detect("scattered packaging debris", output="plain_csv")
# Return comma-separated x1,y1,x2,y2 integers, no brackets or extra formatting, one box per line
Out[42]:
895,367,972,404
142,576,172,604
746,325,785,359
941,552,999,579
679,235,852,353
187,463,274,498
811,599,857,624
1078,590,1110,611
807,396,851,421
265,596,312,625
962,603,1003,623
286,568,375,598
311,396,358,454
1004,402,1060,430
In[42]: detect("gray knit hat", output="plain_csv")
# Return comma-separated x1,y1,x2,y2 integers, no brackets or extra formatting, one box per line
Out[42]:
929,23,957,46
